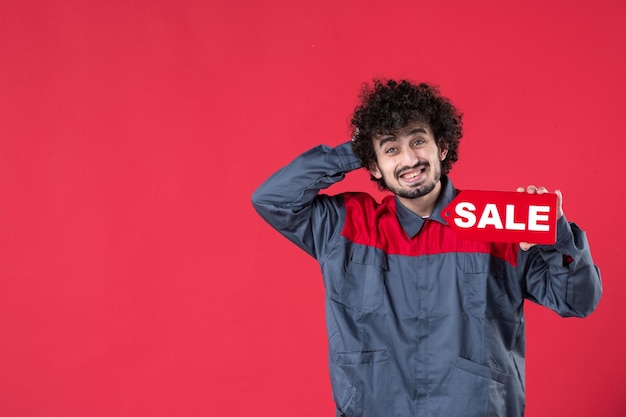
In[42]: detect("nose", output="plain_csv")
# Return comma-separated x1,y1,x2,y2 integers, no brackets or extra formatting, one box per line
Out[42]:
401,143,419,167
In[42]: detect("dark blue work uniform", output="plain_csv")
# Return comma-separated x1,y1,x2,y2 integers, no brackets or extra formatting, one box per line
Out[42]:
252,142,602,417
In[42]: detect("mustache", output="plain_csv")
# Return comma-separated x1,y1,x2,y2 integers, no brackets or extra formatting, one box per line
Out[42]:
395,161,429,178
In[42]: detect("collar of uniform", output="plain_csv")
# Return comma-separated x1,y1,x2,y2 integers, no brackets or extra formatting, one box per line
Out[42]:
394,175,458,238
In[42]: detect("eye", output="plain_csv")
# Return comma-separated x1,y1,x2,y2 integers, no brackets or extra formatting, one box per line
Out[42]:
385,147,397,154
412,139,425,147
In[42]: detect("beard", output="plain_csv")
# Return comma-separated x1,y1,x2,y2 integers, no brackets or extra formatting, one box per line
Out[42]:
392,180,438,199
384,162,441,199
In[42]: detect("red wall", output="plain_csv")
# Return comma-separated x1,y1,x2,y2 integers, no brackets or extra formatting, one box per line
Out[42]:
1,0,624,416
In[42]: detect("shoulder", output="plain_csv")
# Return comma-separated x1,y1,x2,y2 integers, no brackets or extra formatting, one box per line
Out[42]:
341,192,397,242
342,192,395,214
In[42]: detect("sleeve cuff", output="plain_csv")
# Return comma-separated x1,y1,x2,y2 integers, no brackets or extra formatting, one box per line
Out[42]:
335,141,364,171
553,214,574,252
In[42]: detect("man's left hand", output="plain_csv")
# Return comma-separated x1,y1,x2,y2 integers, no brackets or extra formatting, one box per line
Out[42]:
517,185,563,251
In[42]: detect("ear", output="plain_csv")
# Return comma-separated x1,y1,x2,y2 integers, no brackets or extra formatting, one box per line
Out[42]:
368,162,382,179
439,146,448,161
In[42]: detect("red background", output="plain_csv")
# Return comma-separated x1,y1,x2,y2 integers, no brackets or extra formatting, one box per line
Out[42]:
1,0,624,416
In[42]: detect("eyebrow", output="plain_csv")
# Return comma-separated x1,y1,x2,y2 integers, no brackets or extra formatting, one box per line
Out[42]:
407,127,428,136
376,127,428,149
376,136,396,148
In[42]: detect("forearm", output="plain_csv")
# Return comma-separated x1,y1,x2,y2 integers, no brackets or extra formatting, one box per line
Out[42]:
522,216,602,317
251,141,362,257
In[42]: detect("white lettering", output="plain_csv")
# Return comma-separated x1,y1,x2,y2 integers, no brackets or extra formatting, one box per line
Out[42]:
505,204,526,230
454,202,476,228
528,205,550,231
477,204,504,229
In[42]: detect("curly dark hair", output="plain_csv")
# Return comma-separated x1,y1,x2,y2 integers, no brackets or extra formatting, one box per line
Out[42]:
351,79,463,190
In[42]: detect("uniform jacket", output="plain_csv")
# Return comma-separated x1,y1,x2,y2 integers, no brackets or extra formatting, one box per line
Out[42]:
251,142,602,417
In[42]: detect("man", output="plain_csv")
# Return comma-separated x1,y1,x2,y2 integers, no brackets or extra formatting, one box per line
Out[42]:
251,79,602,417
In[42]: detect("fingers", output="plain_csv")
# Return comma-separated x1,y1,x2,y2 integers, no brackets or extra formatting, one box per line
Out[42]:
518,185,564,219
554,189,563,202
554,189,563,218
517,185,547,194
519,242,535,251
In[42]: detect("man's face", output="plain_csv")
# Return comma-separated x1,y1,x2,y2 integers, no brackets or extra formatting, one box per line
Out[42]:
369,121,448,200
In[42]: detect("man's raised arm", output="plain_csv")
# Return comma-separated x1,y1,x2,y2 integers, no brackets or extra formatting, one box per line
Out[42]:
251,142,362,259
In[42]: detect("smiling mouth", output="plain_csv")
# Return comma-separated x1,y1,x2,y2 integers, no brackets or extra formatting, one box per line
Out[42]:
397,164,427,182
401,170,424,179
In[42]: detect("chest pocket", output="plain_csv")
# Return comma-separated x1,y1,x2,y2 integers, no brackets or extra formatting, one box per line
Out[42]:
338,246,387,312
463,254,510,318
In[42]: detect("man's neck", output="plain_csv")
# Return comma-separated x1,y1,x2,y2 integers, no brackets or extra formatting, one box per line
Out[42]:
397,180,443,218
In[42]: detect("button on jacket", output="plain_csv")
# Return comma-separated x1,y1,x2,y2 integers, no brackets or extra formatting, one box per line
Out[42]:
251,142,602,417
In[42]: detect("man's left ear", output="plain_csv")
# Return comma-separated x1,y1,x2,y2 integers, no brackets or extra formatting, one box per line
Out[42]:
440,147,448,161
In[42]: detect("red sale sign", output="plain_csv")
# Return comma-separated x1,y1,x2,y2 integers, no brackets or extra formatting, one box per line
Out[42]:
442,190,558,244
